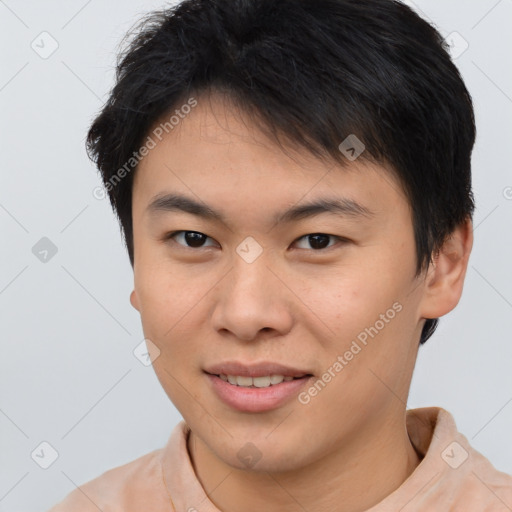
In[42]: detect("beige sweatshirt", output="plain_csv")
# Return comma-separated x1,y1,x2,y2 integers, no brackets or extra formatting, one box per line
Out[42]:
47,407,512,511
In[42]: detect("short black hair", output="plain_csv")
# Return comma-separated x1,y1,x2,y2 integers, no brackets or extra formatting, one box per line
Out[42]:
86,0,476,345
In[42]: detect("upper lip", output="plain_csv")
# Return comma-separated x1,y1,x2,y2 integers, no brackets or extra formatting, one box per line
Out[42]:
204,361,313,378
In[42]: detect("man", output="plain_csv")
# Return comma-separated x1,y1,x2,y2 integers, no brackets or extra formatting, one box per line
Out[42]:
49,0,512,510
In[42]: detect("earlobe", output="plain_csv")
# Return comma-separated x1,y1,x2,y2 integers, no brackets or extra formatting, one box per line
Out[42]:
130,289,140,311
419,219,473,320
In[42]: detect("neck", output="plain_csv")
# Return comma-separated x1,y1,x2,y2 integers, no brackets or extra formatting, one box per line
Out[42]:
187,410,422,512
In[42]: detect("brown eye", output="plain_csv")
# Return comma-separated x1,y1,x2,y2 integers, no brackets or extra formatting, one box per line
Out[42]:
168,231,217,248
294,233,341,250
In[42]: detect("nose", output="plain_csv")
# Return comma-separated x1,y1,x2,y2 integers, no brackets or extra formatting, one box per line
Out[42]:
211,251,294,342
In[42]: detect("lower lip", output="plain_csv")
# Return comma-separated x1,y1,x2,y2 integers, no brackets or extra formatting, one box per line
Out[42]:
206,373,313,413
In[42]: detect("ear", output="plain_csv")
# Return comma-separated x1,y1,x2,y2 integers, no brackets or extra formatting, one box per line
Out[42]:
418,218,473,320
130,289,140,312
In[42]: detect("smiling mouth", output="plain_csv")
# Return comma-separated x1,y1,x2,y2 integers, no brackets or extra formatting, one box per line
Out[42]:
205,366,314,412
208,373,312,388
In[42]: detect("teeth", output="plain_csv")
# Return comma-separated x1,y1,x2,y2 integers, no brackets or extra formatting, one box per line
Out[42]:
236,376,253,387
253,376,271,388
218,374,303,388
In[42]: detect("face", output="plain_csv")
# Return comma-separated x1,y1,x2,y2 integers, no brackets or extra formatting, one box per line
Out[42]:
130,92,430,472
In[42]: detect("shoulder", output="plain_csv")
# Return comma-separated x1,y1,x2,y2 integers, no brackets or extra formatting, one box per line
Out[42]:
46,448,169,512
404,407,512,510
438,408,512,509
460,446,512,510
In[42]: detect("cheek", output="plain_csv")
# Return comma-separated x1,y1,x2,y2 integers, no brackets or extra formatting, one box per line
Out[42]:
136,260,199,332
298,253,418,384
134,266,209,409
134,260,221,373
135,267,189,369
301,265,402,342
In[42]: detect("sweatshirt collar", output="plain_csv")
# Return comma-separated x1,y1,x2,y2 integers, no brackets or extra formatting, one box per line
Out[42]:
161,407,512,511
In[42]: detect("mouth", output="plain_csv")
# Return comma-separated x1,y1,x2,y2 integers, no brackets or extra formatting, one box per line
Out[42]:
204,361,314,412
209,373,309,388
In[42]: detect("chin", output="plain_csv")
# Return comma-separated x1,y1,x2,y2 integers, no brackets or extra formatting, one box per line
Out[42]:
211,430,312,474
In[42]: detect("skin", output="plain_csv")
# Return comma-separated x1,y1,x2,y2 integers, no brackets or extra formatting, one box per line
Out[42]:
130,91,473,512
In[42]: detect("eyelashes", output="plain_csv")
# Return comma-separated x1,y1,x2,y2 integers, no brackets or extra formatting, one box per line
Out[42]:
166,231,218,249
165,230,348,252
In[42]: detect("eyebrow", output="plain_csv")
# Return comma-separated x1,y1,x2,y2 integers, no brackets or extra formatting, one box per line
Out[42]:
146,192,374,225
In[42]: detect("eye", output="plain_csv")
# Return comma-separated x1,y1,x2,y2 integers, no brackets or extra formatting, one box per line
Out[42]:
166,230,218,249
293,233,344,250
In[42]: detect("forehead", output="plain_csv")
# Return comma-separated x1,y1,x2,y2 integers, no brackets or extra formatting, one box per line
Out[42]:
133,92,409,222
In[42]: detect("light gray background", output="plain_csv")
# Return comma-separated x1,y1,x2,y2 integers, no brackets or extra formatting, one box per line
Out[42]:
1,1,511,510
